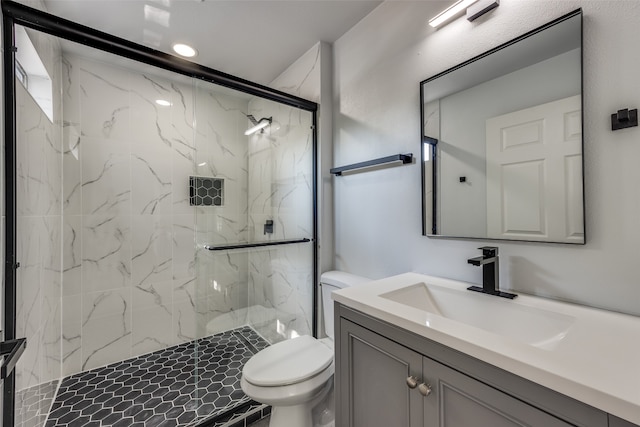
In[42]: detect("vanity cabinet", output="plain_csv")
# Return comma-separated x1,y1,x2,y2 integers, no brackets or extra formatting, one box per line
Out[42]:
338,318,574,427
610,417,640,427
335,304,617,427
337,318,423,426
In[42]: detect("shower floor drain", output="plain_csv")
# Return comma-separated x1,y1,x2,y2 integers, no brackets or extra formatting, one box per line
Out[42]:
42,326,270,427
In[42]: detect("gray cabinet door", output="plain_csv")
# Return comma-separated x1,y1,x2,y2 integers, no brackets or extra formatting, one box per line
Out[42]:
422,356,576,426
609,416,640,427
339,320,424,427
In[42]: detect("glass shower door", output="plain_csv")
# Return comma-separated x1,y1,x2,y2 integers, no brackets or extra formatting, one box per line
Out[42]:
5,5,316,425
191,80,315,422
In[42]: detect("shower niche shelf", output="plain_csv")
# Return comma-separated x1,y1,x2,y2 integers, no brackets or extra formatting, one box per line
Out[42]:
190,176,224,206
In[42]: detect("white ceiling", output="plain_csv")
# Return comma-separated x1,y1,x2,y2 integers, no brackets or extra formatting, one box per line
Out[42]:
42,0,382,85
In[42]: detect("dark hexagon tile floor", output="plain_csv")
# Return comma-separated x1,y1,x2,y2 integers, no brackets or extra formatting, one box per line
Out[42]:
44,327,270,427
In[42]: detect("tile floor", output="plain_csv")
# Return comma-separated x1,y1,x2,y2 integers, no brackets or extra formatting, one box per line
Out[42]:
15,379,58,427
33,326,269,427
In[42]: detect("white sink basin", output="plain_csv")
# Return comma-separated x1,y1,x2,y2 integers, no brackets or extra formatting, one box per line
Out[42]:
380,282,575,350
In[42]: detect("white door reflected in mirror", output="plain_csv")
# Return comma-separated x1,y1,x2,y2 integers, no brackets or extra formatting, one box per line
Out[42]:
485,95,584,243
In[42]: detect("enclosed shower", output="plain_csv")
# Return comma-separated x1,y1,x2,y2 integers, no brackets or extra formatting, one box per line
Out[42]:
2,3,317,426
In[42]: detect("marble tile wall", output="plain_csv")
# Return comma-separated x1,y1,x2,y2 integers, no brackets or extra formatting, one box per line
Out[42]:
246,244,314,343
13,29,315,404
60,53,252,376
245,97,315,342
247,99,314,243
190,81,251,340
269,42,321,103
14,25,63,426
253,43,322,341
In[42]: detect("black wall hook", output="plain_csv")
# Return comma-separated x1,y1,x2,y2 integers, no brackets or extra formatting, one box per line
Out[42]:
611,108,638,131
264,220,274,235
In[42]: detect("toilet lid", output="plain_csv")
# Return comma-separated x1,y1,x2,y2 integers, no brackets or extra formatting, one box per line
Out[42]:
243,335,333,386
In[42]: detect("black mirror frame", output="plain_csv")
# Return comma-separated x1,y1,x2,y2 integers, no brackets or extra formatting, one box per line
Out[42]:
420,8,584,245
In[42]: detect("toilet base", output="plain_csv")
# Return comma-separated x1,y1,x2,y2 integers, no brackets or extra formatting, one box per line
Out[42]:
266,381,333,427
269,404,313,427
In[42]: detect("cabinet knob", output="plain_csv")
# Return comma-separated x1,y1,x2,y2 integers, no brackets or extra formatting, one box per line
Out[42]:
406,376,418,389
418,382,432,397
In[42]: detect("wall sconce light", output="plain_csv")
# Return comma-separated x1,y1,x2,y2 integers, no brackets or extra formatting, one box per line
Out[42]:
429,0,499,28
467,0,500,22
429,0,478,27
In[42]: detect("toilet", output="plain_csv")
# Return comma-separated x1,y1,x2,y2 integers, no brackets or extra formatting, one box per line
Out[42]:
240,271,370,427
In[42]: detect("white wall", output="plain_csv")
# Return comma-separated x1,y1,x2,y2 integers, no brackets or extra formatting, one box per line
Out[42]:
333,0,640,316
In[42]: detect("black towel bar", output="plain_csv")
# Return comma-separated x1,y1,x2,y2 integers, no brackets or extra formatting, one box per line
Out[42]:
330,153,413,176
204,238,311,251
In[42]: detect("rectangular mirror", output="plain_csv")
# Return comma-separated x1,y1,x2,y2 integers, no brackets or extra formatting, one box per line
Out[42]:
421,9,584,244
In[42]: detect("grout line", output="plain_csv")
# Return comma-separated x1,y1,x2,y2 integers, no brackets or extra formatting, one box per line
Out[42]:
232,330,259,354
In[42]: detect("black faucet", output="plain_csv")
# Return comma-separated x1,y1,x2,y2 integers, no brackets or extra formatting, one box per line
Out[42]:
467,247,517,299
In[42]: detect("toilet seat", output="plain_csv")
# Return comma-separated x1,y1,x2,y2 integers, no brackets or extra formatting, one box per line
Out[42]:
243,335,333,387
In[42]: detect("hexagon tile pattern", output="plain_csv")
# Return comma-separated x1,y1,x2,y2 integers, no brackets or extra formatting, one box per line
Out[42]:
15,379,58,427
189,176,224,207
44,327,269,427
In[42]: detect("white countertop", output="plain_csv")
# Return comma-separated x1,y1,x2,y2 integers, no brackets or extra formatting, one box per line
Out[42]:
332,272,640,425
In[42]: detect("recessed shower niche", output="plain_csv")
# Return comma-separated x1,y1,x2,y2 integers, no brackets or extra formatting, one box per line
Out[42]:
190,176,224,207
3,3,317,426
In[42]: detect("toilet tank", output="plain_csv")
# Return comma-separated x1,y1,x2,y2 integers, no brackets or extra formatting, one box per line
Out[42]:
320,271,370,340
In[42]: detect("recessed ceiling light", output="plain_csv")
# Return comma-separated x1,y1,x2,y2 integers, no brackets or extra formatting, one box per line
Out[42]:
172,43,197,58
155,99,172,106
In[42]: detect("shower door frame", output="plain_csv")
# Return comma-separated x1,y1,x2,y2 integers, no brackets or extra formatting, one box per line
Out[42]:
1,2,318,425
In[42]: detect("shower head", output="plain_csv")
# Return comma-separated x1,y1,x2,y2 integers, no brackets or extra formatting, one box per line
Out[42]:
245,115,272,136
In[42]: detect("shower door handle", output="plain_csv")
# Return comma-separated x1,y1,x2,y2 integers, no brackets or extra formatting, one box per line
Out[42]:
204,238,311,251
0,338,26,379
